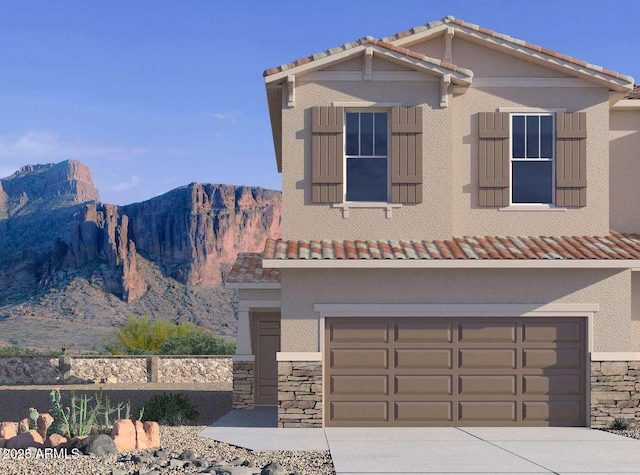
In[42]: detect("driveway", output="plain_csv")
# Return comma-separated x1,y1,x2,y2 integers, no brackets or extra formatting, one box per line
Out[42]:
201,409,640,474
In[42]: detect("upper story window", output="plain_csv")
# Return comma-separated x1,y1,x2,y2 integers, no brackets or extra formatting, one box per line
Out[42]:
345,111,388,202
511,114,554,204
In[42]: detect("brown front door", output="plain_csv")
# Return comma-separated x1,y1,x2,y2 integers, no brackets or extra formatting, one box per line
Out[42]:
252,313,281,405
325,317,586,427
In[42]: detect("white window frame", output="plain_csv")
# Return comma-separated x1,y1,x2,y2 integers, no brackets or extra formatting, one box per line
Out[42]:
509,112,555,206
343,108,391,204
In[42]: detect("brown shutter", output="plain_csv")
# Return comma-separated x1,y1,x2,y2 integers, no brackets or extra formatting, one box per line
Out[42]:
478,112,510,207
391,106,423,203
556,112,587,207
311,106,344,203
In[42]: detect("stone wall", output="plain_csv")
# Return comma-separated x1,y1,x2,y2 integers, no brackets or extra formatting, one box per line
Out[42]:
158,357,232,384
232,361,254,409
0,356,232,385
277,361,322,427
591,361,640,428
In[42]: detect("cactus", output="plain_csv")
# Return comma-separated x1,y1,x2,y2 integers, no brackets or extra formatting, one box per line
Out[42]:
28,407,39,430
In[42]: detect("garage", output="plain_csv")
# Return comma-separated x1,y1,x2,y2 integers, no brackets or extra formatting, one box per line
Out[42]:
325,317,586,427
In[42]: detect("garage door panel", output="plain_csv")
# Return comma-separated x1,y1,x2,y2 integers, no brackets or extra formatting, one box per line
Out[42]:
331,375,388,396
523,348,581,369
330,321,388,343
458,322,516,343
395,402,452,422
523,401,582,423
523,375,582,396
458,349,516,370
458,401,517,422
325,317,585,427
523,322,582,344
331,401,388,422
395,349,452,370
458,375,516,396
394,321,452,343
395,375,452,396
330,349,388,369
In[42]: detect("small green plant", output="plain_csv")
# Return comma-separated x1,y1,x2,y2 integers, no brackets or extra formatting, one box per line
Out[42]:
28,408,39,430
158,332,236,355
141,393,198,426
107,314,205,354
610,417,633,430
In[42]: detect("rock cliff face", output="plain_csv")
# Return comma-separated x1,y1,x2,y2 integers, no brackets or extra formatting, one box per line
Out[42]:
0,161,281,306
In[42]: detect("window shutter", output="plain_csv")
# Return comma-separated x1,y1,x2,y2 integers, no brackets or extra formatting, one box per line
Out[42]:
311,106,344,203
556,112,587,207
390,106,423,204
478,112,510,207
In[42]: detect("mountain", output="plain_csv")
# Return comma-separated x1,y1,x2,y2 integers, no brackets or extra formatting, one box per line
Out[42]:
0,160,282,351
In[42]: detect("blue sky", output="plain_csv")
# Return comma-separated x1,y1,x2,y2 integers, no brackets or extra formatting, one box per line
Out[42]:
0,0,637,205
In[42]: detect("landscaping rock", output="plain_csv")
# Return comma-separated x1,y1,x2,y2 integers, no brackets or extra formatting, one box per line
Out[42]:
5,430,44,449
112,419,137,451
132,453,153,464
36,413,53,440
143,421,161,448
135,420,149,450
261,462,286,475
74,434,119,456
0,421,17,439
179,449,197,460
154,449,168,458
0,438,5,449
44,434,67,448
111,470,128,475
169,459,186,469
66,435,89,449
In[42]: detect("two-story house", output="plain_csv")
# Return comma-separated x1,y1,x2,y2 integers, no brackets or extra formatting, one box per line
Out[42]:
226,16,640,429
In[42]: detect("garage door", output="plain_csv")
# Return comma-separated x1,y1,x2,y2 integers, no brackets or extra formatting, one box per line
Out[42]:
325,317,586,427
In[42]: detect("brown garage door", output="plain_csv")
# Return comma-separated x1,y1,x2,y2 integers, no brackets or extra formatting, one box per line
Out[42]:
325,317,586,427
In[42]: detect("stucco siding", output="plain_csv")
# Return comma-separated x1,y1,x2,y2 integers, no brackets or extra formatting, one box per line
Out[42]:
282,78,453,240
610,110,640,233
238,289,281,301
280,268,633,353
452,86,610,236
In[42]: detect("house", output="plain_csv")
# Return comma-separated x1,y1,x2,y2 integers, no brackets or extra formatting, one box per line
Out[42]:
226,16,640,428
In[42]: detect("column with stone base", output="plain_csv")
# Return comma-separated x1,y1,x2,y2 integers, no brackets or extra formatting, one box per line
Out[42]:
278,361,323,427
591,360,640,428
233,360,255,410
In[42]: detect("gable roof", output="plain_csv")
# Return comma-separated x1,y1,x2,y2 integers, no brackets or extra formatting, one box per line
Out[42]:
263,37,473,83
382,16,633,91
259,231,640,269
226,252,280,286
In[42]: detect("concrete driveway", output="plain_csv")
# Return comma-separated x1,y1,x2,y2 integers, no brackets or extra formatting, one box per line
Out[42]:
201,409,640,474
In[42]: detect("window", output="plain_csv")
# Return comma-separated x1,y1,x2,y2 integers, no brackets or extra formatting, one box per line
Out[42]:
511,114,554,204
345,111,388,202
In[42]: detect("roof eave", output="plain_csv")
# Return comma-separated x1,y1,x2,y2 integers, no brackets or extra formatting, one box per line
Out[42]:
263,259,640,269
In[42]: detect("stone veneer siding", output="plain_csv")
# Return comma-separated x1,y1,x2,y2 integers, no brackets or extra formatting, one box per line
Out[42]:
591,361,640,428
158,356,232,384
278,361,323,427
233,361,255,409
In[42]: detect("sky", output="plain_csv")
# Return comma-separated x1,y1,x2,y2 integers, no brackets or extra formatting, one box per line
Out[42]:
0,0,637,205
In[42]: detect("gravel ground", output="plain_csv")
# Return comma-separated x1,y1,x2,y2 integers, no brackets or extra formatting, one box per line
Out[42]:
604,427,640,440
0,425,336,475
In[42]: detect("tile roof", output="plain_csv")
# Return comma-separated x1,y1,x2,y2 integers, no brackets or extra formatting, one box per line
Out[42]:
380,16,633,84
263,36,473,79
624,85,640,99
262,231,640,261
226,252,280,284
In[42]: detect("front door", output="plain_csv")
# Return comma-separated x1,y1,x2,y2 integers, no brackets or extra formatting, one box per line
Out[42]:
252,312,281,405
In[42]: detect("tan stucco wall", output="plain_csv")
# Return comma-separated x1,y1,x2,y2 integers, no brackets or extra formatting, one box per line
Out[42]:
282,77,454,240
281,58,611,239
238,289,281,301
410,37,572,78
452,86,609,236
610,109,640,233
280,268,635,353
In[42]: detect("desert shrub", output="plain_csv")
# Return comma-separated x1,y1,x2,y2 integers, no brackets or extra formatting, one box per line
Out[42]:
0,345,62,356
610,417,633,430
107,314,203,354
157,332,235,355
140,393,198,425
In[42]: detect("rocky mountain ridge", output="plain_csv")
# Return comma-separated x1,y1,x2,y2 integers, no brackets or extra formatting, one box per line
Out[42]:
0,160,281,350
